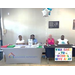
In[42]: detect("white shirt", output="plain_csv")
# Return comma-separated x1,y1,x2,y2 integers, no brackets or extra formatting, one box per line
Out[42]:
57,39,68,44
16,39,25,44
28,39,33,45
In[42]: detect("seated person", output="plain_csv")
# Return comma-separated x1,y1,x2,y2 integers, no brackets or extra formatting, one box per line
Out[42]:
16,35,25,45
31,34,38,44
28,34,38,45
46,34,55,45
56,35,69,45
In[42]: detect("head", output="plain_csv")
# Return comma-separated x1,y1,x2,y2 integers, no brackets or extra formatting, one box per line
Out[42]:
61,35,64,40
18,35,22,40
30,34,35,39
49,34,52,39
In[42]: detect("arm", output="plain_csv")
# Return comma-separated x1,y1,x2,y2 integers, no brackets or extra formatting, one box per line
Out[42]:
46,40,48,44
56,39,59,45
16,40,25,45
27,42,28,45
35,39,38,44
67,41,69,44
16,40,20,45
54,40,55,45
22,43,25,45
33,39,38,44
21,40,25,45
56,41,59,45
33,42,38,45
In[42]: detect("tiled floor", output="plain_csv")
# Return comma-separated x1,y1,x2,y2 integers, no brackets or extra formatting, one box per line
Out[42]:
0,58,75,66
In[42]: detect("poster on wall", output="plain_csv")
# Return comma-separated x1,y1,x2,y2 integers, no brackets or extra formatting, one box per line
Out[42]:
73,19,75,29
48,21,59,28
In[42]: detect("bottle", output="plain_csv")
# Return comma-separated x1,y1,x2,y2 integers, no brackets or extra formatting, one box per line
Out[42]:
40,42,42,46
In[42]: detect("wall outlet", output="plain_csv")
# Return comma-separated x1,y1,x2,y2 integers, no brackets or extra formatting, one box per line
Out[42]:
3,29,7,34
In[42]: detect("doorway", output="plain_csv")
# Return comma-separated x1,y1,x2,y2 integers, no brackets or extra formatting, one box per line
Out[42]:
0,8,3,46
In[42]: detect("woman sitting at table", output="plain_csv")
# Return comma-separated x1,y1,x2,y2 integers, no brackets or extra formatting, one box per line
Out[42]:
27,34,38,45
46,35,55,45
30,34,38,44
16,35,25,45
56,35,69,45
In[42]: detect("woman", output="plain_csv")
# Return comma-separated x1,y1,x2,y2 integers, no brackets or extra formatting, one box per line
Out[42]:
16,35,25,45
47,35,55,45
30,34,38,44
27,34,38,45
56,35,69,45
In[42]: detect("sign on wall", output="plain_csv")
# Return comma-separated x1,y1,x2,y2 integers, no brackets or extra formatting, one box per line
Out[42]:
55,48,72,61
73,19,75,29
48,21,59,28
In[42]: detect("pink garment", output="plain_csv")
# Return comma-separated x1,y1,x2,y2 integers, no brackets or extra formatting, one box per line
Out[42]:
47,38,54,45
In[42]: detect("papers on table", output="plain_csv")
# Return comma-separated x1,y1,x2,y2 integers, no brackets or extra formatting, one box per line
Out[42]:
14,45,26,48
14,46,21,48
25,45,38,48
14,45,39,48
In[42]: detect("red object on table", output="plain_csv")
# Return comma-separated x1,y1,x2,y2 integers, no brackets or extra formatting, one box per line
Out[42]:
1,45,9,48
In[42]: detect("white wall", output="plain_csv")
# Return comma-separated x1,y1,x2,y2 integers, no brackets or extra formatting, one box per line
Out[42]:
2,8,75,45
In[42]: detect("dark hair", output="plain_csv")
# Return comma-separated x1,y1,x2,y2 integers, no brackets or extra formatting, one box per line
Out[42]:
19,35,22,37
18,35,22,38
61,35,64,37
30,34,35,40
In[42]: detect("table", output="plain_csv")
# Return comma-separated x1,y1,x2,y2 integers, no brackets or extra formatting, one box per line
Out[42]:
0,50,3,60
2,48,43,64
44,45,74,59
72,46,75,57
44,45,74,63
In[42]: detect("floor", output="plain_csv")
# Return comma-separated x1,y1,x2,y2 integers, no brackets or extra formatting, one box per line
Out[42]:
0,57,75,66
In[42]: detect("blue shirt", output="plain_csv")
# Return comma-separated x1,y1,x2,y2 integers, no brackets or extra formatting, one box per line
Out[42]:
33,39,38,43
